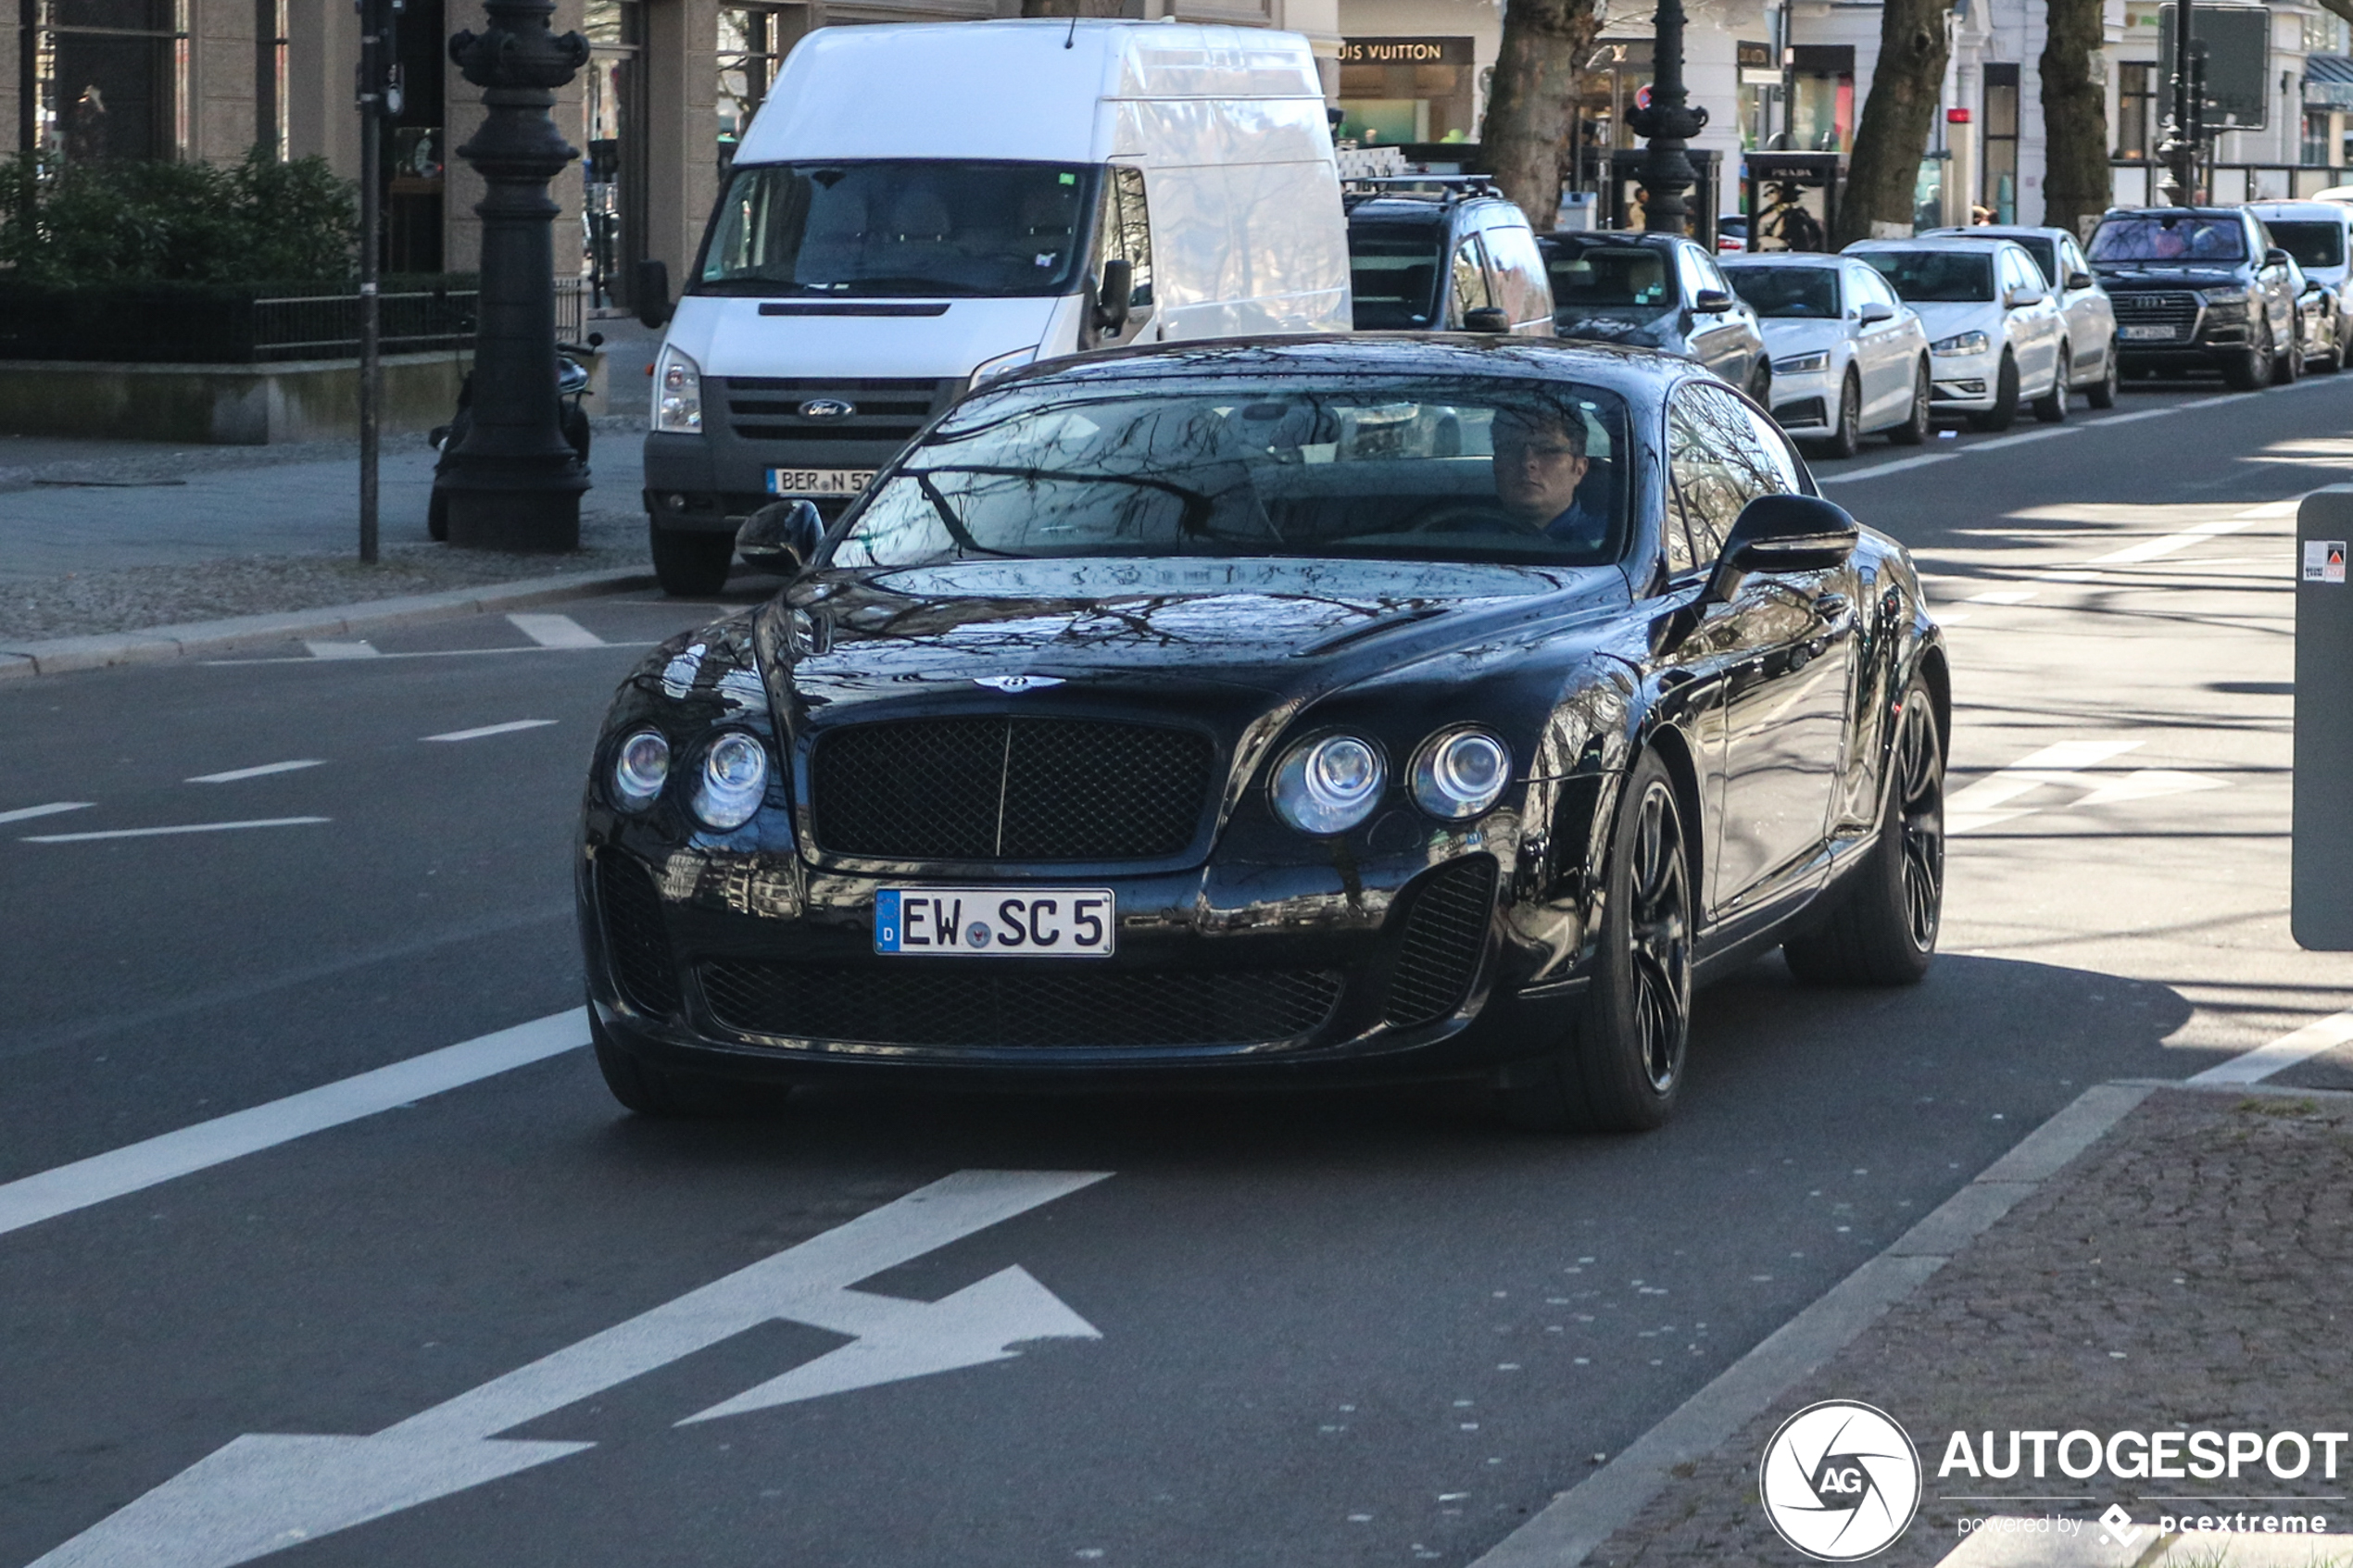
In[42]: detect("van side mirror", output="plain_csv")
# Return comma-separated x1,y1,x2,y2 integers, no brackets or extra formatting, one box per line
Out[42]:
1705,493,1858,601
736,499,826,579
1463,305,1511,332
1095,257,1133,334
1692,288,1734,314
1857,300,1895,325
635,259,673,330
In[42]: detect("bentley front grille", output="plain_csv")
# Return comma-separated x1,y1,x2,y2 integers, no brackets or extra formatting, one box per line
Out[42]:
698,960,1342,1049
810,717,1215,861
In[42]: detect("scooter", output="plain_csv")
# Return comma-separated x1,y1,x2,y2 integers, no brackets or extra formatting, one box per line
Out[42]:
426,332,602,541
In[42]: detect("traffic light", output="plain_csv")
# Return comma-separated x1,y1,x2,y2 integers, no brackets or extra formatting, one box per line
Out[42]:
356,0,406,119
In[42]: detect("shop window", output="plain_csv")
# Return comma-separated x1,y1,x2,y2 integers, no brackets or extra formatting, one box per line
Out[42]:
1337,36,1477,145
2304,110,2333,166
2117,61,2155,159
1983,64,2020,223
585,0,647,305
33,0,184,162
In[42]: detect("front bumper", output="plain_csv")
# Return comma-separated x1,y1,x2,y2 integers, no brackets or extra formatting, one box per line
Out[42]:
1769,365,1836,431
578,818,1590,1088
1927,348,1998,410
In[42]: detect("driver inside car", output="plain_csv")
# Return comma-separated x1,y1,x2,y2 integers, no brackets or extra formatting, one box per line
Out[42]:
1492,408,1606,546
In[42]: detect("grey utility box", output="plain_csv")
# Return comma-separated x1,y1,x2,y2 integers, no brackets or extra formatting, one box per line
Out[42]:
2296,486,2353,948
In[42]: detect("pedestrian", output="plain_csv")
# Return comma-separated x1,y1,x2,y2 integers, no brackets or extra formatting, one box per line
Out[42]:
1970,205,1994,226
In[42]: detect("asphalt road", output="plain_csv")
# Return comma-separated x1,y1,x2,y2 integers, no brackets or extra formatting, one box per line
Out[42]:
5,371,2353,1568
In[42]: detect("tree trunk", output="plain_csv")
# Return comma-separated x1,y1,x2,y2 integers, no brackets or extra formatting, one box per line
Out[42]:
1831,0,1954,247
2040,0,2108,239
1483,0,1599,230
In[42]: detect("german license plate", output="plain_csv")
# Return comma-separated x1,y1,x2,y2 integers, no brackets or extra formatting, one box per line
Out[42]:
2120,324,2178,341
875,888,1115,957
766,467,875,497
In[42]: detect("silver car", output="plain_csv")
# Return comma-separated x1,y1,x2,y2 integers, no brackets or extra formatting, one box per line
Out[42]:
1919,224,2122,408
2247,201,2351,372
1720,252,1933,457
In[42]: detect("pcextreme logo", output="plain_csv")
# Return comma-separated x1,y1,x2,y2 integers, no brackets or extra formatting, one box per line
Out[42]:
1760,1400,1924,1561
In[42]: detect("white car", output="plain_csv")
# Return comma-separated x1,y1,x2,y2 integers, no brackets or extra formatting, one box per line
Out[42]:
1844,238,2068,431
1721,251,1932,457
1918,224,2121,407
2248,201,2351,371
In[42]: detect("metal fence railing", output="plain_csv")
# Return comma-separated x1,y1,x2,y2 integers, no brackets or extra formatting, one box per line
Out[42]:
249,288,478,361
2110,160,2353,207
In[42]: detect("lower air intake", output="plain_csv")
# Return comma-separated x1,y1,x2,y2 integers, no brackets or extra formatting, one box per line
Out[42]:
1384,855,1498,1027
598,852,681,1018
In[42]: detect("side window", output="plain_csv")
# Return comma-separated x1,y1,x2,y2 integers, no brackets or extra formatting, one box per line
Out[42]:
1446,234,1493,326
1675,245,1713,305
1667,383,1800,570
1483,222,1551,325
1098,166,1153,311
1700,255,1737,299
2059,237,2088,284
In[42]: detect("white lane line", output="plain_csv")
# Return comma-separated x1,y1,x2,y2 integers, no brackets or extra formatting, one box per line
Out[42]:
0,801,93,825
1945,740,2142,834
0,1010,585,1240
2080,405,2182,426
22,817,331,844
2188,1010,2353,1085
507,612,606,649
1965,588,2036,605
1963,425,2082,455
208,641,658,667
1818,452,1959,485
1938,611,1971,624
303,641,379,659
423,719,558,742
185,759,323,784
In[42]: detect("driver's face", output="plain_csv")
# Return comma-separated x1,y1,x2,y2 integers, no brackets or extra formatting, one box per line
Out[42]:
1493,424,1591,523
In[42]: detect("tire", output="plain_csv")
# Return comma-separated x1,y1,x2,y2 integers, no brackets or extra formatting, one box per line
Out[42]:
1501,753,1693,1134
1747,359,1772,408
2086,338,2120,408
1968,352,2019,431
2032,343,2070,422
427,485,448,543
1783,681,1944,986
590,1009,787,1117
2223,326,2271,392
2323,320,2347,374
1809,371,1861,459
650,520,735,596
1886,358,1931,445
561,398,594,464
2272,323,2303,385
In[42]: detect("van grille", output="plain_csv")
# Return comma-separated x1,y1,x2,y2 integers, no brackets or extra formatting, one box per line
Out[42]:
719,376,959,446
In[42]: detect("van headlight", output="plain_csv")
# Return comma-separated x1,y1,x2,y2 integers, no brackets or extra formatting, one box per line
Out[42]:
1410,730,1512,820
654,345,702,433
693,732,770,830
1271,734,1386,835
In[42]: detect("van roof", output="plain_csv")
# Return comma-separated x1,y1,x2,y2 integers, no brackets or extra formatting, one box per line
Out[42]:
734,20,1327,166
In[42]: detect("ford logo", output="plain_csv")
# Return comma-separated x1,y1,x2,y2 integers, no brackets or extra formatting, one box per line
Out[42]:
799,398,856,420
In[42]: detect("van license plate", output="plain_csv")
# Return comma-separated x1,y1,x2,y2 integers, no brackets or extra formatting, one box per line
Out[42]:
766,468,875,497
875,889,1115,957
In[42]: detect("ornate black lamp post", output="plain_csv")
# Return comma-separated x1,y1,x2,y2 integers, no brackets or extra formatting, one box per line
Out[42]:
441,0,591,551
1625,0,1709,234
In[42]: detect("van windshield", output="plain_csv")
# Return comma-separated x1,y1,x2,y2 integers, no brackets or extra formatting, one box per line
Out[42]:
2265,220,2346,270
696,160,1099,298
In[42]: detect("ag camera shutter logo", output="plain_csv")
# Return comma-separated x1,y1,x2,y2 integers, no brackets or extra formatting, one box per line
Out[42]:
1760,1400,1922,1561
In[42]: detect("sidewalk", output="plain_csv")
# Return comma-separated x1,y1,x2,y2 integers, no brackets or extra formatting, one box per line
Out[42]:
1550,1082,2353,1567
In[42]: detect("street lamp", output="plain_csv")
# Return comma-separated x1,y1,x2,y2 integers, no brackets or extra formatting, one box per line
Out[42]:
1626,0,1709,233
2158,0,2198,205
440,0,591,551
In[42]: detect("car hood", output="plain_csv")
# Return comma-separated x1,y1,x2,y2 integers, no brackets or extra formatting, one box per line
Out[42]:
1756,318,1849,356
1909,299,2003,339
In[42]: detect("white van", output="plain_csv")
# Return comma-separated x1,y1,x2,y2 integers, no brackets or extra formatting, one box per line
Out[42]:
637,19,1353,593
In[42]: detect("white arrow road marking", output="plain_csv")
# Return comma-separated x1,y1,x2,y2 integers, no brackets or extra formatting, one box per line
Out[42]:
1946,741,2230,834
506,613,605,649
2189,1009,2353,1085
0,801,92,825
301,641,378,659
26,1170,1109,1568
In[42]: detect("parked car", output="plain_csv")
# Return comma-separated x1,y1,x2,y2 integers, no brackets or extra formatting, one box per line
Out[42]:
1845,238,2067,431
1538,231,1771,399
1917,223,2120,407
1717,216,1749,255
2247,200,2351,372
1721,252,1932,456
635,19,1354,596
2283,254,2340,373
579,335,1949,1135
2085,206,2299,391
1344,179,1556,334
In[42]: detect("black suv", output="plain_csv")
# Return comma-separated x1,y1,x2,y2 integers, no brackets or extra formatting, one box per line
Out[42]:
1344,180,1555,334
2089,206,2300,390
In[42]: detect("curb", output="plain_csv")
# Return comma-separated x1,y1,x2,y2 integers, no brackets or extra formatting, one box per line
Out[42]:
0,567,657,680
1467,1081,2160,1568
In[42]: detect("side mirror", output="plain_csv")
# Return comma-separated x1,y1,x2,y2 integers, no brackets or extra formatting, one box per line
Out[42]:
1705,493,1859,601
1094,257,1133,334
2266,247,2294,270
736,499,825,579
2066,270,2095,291
1692,288,1735,314
1463,305,1511,333
634,258,673,330
2003,283,2045,308
1857,300,1895,325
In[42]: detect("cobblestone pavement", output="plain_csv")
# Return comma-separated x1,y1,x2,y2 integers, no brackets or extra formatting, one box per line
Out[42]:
1587,1085,2353,1567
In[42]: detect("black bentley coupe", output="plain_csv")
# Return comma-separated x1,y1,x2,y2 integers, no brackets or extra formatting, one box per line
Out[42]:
578,337,1948,1132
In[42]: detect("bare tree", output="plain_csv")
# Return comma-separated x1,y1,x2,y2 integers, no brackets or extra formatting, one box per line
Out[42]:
2040,0,2108,238
1831,0,1955,246
1484,0,1602,229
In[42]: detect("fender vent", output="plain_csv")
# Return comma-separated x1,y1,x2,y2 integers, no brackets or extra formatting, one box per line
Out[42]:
598,851,681,1018
1384,855,1498,1028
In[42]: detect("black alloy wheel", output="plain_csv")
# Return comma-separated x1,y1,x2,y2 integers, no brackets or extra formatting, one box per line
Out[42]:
2086,337,2121,408
1783,678,1944,985
1813,370,1862,459
1969,351,2020,431
1501,753,1692,1133
2224,323,2271,391
650,520,736,596
1888,358,1932,445
2032,342,2070,422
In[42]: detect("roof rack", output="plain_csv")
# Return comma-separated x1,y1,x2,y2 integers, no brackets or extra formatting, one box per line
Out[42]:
1340,174,1505,208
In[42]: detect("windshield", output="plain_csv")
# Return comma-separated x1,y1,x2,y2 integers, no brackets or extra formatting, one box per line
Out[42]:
1856,250,1994,302
827,381,1632,570
1542,242,1675,309
2266,220,2345,270
2089,215,2247,263
695,160,1098,298
1350,230,1441,329
1727,266,1840,318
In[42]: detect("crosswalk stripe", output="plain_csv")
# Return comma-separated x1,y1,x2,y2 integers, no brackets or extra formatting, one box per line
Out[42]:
507,613,605,649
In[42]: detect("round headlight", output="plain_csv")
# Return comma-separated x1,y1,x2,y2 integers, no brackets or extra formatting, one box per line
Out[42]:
610,728,670,811
1271,734,1386,835
692,732,770,830
1412,730,1512,821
